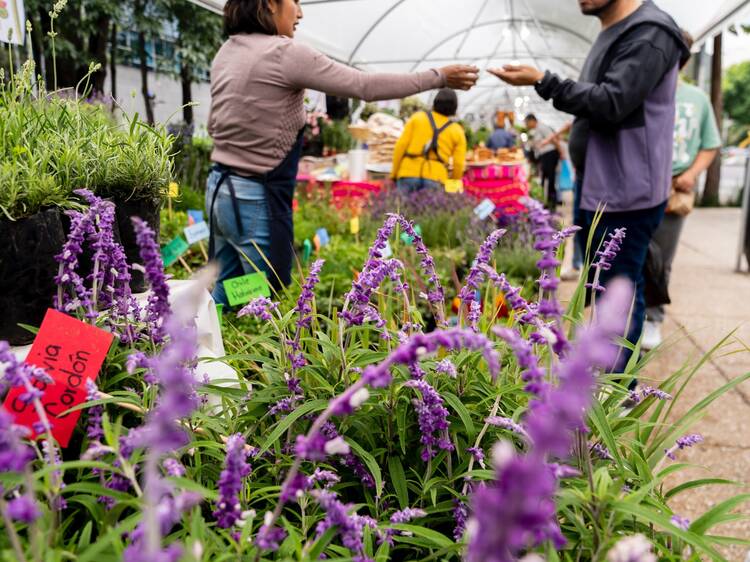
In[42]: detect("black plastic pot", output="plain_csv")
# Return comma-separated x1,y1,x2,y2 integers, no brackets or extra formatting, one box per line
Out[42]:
114,196,162,294
0,209,66,345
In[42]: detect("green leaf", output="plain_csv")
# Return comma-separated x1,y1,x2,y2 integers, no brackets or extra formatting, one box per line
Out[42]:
308,526,338,560
77,521,93,550
690,494,750,535
388,456,409,510
346,439,384,498
258,399,328,456
443,392,477,441
390,524,453,548
665,478,741,500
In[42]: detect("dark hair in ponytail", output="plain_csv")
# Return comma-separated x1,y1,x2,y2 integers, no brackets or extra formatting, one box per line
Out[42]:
223,0,277,36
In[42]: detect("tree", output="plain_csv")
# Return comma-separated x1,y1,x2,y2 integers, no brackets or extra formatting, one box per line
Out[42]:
724,61,750,127
165,0,221,125
702,33,723,207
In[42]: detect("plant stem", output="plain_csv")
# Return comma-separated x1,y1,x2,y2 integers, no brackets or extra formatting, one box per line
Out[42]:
0,497,28,562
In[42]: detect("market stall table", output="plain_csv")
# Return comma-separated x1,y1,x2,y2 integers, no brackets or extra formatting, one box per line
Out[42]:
463,161,529,216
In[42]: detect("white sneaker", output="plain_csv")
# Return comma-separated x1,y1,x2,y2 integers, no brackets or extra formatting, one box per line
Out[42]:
641,320,662,351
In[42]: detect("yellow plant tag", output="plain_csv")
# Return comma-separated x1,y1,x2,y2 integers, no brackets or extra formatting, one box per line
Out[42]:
168,182,180,198
350,217,360,235
445,179,463,194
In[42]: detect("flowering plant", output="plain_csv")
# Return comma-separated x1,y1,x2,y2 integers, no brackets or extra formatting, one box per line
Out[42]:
0,194,747,562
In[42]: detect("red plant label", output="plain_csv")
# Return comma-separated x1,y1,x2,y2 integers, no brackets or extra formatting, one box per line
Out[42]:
3,309,115,447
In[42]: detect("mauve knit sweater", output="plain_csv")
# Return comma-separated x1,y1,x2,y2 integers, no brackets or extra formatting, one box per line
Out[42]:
208,33,446,177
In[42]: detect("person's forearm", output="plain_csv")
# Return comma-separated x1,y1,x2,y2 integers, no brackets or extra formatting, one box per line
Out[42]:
684,148,719,178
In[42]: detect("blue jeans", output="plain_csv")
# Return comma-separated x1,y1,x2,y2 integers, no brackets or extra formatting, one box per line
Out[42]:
206,169,272,306
397,177,442,194
579,201,667,370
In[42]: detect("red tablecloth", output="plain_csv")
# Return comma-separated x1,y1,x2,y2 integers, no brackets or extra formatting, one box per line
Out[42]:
297,177,384,209
463,163,529,215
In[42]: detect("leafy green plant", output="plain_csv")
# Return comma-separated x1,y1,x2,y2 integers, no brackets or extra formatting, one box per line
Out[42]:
0,59,173,220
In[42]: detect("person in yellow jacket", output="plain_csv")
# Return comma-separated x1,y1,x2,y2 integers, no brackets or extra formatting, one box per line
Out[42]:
392,88,467,193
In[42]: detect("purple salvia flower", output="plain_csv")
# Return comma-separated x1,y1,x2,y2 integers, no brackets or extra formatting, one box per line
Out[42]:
7,495,41,523
587,228,627,293
85,379,104,442
665,434,703,461
435,358,458,378
343,214,445,327
291,265,318,367
163,458,186,478
124,491,202,562
639,386,672,402
131,312,201,454
54,207,95,316
591,443,614,461
310,469,340,488
294,259,324,330
132,217,171,343
453,499,468,541
671,514,691,531
457,229,507,330
467,446,485,464
0,408,34,472
467,280,633,561
213,434,252,528
313,490,376,562
363,328,500,389
238,297,279,321
255,518,287,551
486,416,529,440
494,327,548,396
549,463,581,479
320,423,375,489
269,397,298,416
42,439,67,510
405,379,453,461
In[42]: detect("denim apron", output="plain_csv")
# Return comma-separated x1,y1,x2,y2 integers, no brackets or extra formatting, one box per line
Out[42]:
208,129,304,290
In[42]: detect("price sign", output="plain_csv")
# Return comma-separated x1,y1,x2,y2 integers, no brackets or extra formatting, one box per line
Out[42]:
316,228,330,247
184,222,210,245
223,272,271,307
3,309,114,447
445,179,464,194
187,209,205,226
350,217,360,235
161,237,190,267
474,199,496,220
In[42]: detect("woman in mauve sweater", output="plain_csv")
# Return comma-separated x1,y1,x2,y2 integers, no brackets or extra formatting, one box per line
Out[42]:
207,0,478,304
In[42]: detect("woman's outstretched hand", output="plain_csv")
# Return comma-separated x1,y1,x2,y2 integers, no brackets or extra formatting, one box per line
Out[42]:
439,65,480,90
488,65,545,86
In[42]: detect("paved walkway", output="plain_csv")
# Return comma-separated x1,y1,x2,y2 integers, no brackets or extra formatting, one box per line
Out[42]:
644,208,750,559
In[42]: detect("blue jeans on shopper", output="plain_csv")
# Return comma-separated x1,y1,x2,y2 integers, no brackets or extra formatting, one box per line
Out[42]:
397,177,442,194
206,169,272,306
578,200,667,371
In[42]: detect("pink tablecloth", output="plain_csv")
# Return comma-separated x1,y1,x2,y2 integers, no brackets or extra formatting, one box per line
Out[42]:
463,163,529,215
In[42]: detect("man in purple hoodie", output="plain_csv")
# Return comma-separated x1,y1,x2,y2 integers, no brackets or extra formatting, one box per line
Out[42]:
491,0,690,366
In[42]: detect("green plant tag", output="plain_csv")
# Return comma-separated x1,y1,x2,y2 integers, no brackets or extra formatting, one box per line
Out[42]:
161,236,190,267
302,239,313,264
215,304,224,329
400,224,422,246
223,272,271,307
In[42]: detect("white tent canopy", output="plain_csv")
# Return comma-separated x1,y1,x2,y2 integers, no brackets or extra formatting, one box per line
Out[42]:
191,0,750,127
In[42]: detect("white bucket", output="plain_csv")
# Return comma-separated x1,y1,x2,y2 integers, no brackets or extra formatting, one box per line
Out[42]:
348,149,369,182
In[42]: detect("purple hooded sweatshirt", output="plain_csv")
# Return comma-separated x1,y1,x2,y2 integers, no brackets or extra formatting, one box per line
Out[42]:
535,1,690,212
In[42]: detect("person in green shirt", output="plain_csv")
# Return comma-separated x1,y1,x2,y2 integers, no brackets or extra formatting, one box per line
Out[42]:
642,31,722,350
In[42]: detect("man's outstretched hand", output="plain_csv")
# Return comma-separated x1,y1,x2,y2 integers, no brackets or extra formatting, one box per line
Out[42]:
488,65,545,87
